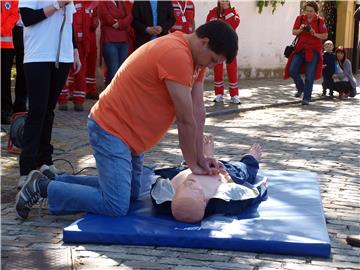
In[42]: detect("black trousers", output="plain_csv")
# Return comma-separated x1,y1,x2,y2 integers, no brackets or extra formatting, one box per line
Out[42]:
334,81,357,97
1,48,15,115
20,62,71,175
12,26,27,112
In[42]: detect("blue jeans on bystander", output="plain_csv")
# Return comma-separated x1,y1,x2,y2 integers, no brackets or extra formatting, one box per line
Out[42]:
289,50,319,102
47,116,144,216
103,42,129,85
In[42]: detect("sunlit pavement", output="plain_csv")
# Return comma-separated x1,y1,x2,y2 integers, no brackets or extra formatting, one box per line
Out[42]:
1,77,359,269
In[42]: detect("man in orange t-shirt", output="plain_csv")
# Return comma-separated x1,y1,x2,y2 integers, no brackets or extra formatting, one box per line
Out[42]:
15,21,238,220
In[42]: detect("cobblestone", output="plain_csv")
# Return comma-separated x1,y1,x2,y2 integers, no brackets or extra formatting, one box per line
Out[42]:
1,77,360,269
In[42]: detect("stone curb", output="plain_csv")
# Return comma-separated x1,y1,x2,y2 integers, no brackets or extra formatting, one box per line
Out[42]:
206,96,327,118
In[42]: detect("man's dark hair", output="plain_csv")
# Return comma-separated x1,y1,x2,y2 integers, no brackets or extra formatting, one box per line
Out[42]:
195,20,238,64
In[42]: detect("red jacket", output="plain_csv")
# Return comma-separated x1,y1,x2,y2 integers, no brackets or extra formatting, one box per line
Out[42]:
98,0,132,44
206,6,240,30
170,0,195,34
284,15,327,80
1,1,19,49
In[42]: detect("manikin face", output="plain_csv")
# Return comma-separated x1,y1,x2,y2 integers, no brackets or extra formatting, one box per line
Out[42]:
324,43,334,53
304,6,316,20
171,177,207,223
194,38,226,69
336,51,345,61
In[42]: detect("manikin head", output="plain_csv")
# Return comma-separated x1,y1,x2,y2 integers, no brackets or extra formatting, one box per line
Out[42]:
171,176,207,223
323,40,334,53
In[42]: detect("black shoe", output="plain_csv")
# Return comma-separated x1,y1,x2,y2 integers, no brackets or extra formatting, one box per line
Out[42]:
294,91,302,98
329,92,334,98
346,235,360,247
86,93,99,100
321,92,327,96
15,170,45,219
301,100,310,105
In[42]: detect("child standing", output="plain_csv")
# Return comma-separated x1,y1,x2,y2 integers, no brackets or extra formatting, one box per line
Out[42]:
322,40,335,97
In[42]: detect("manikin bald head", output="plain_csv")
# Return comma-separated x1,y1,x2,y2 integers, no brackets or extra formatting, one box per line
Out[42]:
171,177,207,223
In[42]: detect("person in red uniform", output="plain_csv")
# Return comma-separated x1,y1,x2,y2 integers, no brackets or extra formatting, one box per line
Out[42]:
58,1,96,111
1,1,19,124
207,0,240,104
85,1,99,100
284,1,328,105
170,0,195,34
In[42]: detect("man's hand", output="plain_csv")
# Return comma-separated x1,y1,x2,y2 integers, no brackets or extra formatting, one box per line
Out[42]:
112,20,119,29
72,48,81,74
146,26,158,35
154,26,162,35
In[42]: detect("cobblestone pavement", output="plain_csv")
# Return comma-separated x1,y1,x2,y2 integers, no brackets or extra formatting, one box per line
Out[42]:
1,77,359,269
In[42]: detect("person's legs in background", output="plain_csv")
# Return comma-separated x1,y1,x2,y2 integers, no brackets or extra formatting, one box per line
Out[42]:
213,63,224,102
1,48,15,124
226,58,240,104
116,42,129,74
302,50,319,105
289,52,305,98
36,63,71,168
12,25,27,113
20,63,53,177
85,31,98,100
103,42,120,85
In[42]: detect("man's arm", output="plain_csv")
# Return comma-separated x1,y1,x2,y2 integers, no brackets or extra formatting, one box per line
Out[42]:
165,80,211,175
191,81,206,164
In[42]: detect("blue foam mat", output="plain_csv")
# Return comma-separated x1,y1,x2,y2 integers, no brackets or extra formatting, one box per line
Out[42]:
63,170,331,257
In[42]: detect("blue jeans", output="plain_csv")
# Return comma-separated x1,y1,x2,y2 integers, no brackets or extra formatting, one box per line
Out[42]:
289,50,319,101
48,117,144,216
103,42,129,85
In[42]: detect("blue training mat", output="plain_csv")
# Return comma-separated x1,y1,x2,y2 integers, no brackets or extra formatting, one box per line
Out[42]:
63,168,331,257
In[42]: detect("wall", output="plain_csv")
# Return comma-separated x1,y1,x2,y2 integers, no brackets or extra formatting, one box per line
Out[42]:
194,0,300,78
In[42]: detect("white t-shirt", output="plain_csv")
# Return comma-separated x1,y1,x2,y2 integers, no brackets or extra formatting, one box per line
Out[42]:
19,1,75,63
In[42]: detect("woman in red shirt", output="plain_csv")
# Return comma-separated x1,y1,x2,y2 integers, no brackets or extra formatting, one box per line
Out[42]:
98,1,132,85
284,1,328,105
206,0,240,104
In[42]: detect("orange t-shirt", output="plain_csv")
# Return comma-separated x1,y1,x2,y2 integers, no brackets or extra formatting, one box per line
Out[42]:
91,31,206,154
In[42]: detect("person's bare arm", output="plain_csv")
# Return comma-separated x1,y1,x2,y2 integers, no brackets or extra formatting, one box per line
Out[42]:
165,80,209,175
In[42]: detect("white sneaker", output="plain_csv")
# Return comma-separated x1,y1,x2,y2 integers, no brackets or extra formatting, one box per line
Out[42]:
39,164,64,179
17,175,27,189
230,95,241,104
48,165,64,175
213,95,224,103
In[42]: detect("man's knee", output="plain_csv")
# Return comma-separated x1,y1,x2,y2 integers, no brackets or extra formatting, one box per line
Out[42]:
104,200,130,217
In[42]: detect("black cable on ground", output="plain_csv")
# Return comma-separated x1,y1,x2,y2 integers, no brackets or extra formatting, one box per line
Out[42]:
53,158,97,175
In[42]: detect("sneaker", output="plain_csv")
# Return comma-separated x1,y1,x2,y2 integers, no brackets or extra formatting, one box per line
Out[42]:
15,170,45,219
74,104,84,112
17,175,27,190
58,104,68,111
39,164,56,180
230,95,241,104
301,99,310,105
47,164,65,175
213,95,224,103
294,91,302,98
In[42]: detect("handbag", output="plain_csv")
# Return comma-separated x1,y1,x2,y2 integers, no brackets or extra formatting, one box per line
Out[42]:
284,37,297,58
